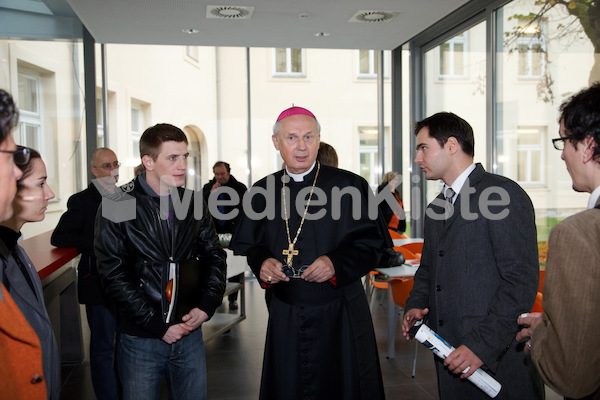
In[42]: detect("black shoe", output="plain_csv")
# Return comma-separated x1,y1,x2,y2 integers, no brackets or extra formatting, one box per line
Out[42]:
229,300,238,310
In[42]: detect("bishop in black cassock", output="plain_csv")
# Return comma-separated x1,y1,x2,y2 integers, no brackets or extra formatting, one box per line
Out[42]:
231,106,389,400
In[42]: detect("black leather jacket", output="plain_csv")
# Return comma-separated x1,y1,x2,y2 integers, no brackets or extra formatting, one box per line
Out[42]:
94,175,227,338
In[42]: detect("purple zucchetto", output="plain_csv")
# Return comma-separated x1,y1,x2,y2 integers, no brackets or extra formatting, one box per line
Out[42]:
276,106,316,122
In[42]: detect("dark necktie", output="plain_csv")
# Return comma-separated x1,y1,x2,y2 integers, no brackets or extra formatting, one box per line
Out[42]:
444,187,455,203
443,187,455,224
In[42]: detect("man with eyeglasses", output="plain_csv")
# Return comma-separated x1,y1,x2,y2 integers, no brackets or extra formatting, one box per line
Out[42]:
51,147,121,400
517,83,600,400
0,88,47,398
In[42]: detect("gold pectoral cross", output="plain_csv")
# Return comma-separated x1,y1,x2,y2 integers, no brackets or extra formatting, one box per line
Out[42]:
282,243,299,266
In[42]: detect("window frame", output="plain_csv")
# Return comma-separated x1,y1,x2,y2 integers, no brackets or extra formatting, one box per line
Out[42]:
272,48,306,77
357,50,390,79
516,19,547,80
437,31,469,79
17,71,44,151
516,126,546,187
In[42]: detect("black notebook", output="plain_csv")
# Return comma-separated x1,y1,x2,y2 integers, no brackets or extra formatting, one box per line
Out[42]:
165,259,207,324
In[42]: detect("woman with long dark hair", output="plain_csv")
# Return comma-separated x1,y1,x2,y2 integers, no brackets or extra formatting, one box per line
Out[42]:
0,146,59,400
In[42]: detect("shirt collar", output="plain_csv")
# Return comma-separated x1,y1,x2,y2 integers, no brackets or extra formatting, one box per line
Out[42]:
588,185,600,209
444,163,476,204
286,161,316,182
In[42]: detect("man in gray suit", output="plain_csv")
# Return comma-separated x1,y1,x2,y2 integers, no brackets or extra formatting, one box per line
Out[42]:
402,112,543,399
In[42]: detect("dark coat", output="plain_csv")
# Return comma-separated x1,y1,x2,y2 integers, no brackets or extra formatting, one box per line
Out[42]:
232,164,390,400
94,175,227,339
0,236,60,400
51,183,104,304
202,174,247,234
406,164,544,400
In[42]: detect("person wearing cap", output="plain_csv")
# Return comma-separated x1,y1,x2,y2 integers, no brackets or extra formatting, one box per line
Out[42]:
231,106,390,399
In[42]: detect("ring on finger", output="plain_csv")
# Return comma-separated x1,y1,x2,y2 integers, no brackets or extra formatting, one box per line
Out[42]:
267,276,272,283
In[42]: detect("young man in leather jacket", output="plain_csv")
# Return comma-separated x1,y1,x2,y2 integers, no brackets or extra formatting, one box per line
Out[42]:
95,123,227,400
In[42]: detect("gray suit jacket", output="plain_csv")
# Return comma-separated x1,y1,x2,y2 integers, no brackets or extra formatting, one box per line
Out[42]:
0,241,60,400
406,163,543,400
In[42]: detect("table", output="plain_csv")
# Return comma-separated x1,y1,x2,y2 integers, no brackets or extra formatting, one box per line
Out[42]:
375,264,419,359
225,248,246,278
202,249,248,340
392,238,424,247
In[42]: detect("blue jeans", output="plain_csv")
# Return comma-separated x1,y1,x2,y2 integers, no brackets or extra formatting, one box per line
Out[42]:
118,328,207,400
86,302,120,400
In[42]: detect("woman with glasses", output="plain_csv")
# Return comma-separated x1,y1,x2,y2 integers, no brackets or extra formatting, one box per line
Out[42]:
0,146,60,400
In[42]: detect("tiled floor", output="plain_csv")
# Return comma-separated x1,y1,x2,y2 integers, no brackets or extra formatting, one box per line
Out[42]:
59,277,560,400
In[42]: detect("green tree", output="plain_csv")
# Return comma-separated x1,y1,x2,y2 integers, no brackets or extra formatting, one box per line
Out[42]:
506,0,600,102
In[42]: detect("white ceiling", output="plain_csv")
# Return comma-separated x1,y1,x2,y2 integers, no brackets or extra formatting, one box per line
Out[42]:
59,0,471,50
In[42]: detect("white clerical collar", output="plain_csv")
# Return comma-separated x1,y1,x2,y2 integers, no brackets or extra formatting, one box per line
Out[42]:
444,163,476,204
588,185,600,209
286,161,316,182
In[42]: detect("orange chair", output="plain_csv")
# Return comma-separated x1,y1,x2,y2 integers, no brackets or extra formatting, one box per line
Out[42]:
399,242,423,260
366,271,389,309
531,269,546,312
388,228,409,240
393,245,418,261
388,277,419,377
538,269,545,293
531,292,543,313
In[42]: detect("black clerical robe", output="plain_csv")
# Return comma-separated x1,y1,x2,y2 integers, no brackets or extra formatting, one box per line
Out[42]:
231,164,389,400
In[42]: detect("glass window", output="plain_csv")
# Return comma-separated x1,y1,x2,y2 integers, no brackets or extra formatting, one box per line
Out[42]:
516,19,546,78
273,48,305,76
424,23,486,203
2,38,84,238
438,32,468,79
359,126,390,189
131,103,143,162
357,50,389,78
17,72,42,150
96,97,105,148
516,127,545,186
496,0,594,243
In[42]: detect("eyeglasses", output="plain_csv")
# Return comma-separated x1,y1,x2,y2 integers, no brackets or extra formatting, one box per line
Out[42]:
94,161,121,170
282,264,308,279
0,147,31,166
552,136,571,150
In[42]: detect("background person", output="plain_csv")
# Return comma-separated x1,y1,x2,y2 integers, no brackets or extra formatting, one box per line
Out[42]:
231,106,389,400
1,147,60,400
517,83,600,400
0,88,47,399
202,161,247,310
402,112,543,400
95,123,226,400
377,171,406,234
51,147,121,400
316,141,338,168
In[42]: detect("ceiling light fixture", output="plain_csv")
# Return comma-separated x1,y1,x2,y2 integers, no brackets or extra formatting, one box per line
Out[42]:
314,32,330,37
183,28,200,34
